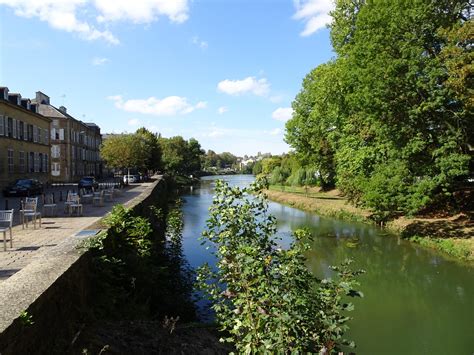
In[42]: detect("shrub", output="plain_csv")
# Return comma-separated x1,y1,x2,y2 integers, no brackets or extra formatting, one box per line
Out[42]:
197,179,364,353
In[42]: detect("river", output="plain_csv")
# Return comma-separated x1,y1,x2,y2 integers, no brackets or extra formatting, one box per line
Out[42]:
180,175,473,354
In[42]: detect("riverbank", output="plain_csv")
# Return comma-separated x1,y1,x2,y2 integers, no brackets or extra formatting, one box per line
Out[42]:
264,185,473,262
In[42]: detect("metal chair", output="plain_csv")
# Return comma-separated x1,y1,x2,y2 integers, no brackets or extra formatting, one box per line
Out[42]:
92,191,104,207
104,188,114,202
69,195,83,216
42,193,57,217
0,209,14,251
80,188,93,204
21,200,42,229
64,191,77,214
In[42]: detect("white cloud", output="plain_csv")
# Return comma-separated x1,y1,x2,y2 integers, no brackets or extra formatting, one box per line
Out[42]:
217,76,270,97
195,101,207,109
0,0,190,44
108,95,207,116
217,106,228,115
92,57,109,65
272,107,293,122
192,36,208,49
293,0,334,37
0,0,120,44
128,118,140,126
94,0,189,24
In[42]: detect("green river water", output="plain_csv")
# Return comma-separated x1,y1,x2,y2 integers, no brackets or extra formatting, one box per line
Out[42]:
180,175,473,354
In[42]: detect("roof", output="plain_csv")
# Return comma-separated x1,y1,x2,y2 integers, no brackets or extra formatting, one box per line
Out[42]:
37,104,68,119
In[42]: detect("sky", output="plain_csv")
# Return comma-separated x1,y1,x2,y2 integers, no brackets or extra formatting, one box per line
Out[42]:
0,0,335,156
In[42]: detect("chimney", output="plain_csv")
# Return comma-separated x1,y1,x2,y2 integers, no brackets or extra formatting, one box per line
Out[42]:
36,91,50,105
59,106,67,113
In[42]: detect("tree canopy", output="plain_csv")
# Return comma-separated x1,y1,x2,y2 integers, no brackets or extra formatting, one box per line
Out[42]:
101,133,149,172
285,0,473,221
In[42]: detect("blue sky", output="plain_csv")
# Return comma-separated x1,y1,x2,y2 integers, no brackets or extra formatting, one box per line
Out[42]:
0,0,334,156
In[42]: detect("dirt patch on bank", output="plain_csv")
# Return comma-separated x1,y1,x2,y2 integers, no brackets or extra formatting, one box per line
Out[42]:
71,321,232,354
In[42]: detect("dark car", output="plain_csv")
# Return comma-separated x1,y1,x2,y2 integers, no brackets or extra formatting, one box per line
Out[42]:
3,179,44,197
78,176,99,191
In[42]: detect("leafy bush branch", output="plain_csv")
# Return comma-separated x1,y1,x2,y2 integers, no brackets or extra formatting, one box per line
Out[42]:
197,180,364,353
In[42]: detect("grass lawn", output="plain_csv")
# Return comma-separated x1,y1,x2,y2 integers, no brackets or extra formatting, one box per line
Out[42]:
265,185,474,263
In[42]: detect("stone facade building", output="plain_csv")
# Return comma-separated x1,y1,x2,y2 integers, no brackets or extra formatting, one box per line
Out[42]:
34,92,102,182
0,87,52,189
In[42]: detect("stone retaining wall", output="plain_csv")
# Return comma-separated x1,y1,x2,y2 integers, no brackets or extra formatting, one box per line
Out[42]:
0,177,169,354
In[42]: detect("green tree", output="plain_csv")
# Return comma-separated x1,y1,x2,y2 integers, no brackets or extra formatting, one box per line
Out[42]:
184,138,204,174
100,134,149,175
136,127,162,172
252,160,263,175
158,136,204,175
159,136,188,174
261,156,282,175
285,61,344,189
287,0,472,219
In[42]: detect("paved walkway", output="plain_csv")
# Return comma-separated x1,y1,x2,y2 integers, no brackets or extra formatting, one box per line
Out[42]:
0,182,152,282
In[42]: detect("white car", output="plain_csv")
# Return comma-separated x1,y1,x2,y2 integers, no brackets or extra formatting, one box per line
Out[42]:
124,175,139,184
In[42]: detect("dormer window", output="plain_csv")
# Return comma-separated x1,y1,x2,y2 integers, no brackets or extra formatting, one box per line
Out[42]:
0,87,9,100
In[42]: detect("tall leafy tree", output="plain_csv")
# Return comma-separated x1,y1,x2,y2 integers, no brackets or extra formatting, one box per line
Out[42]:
100,134,149,175
158,136,204,175
286,0,472,220
136,127,162,172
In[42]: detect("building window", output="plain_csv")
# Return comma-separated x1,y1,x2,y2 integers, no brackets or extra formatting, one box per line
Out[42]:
7,149,14,173
34,152,39,172
52,162,60,177
29,152,34,173
44,154,48,173
23,123,27,141
33,126,38,143
28,125,33,141
51,145,60,158
19,121,24,140
7,117,12,138
19,151,25,173
39,153,43,172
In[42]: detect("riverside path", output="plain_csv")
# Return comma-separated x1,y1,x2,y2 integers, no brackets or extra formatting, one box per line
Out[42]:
0,181,155,282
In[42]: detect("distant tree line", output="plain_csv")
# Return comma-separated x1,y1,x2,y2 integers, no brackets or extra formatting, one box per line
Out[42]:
100,128,204,177
202,150,238,171
282,0,472,221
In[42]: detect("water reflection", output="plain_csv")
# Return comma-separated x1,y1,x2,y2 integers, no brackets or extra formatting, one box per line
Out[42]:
181,175,474,354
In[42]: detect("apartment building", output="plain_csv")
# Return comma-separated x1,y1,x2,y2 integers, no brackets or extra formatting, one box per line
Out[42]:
34,92,102,182
0,87,51,189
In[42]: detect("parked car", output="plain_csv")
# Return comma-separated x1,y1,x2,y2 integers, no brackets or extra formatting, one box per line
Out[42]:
3,179,44,197
78,176,99,191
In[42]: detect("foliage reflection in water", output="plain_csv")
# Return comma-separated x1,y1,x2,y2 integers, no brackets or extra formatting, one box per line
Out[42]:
179,175,474,355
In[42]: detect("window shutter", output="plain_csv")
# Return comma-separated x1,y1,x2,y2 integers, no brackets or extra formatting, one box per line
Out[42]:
59,129,64,140
12,119,17,138
0,115,4,136
24,123,28,141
